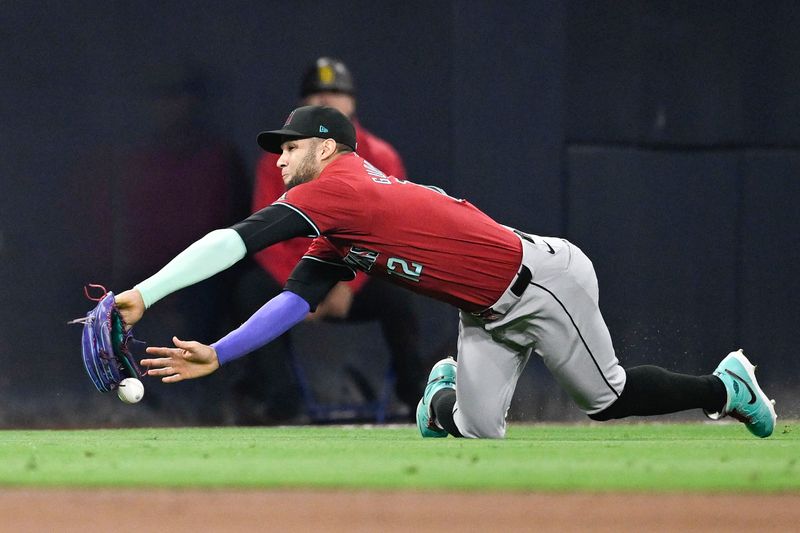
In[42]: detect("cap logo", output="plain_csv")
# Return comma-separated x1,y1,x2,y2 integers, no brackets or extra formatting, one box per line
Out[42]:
319,125,329,133
284,109,297,126
318,65,335,84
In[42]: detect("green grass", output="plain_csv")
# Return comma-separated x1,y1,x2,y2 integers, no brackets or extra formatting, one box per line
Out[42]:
0,422,797,492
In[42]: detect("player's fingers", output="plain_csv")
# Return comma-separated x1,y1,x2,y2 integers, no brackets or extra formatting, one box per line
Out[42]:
140,356,168,367
140,356,179,370
144,366,176,377
145,346,183,357
162,373,184,383
172,336,198,349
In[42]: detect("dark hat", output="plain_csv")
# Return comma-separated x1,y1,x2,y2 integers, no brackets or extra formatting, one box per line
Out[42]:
257,105,357,154
299,57,355,97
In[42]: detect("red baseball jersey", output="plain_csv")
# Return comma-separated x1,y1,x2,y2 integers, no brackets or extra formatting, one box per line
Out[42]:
276,152,522,312
251,121,405,291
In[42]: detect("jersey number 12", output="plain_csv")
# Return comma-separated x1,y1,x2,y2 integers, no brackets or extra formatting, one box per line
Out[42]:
386,258,423,282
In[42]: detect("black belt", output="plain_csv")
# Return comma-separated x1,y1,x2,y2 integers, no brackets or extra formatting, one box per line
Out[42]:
509,265,532,297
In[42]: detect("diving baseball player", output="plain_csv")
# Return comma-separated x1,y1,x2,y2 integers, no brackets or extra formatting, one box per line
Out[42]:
113,105,777,438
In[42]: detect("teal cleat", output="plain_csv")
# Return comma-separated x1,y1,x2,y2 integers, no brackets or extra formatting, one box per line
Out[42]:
416,357,457,438
705,350,777,438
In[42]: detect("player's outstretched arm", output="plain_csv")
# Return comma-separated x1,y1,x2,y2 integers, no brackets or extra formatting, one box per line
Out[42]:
133,228,247,309
210,291,311,365
138,292,307,382
142,337,220,383
128,206,315,313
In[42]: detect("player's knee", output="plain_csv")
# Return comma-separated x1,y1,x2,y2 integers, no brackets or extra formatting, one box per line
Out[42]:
454,409,507,439
587,397,627,422
462,423,506,439
587,409,613,422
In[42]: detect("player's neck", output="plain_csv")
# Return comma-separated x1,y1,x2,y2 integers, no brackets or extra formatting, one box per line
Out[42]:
317,151,347,175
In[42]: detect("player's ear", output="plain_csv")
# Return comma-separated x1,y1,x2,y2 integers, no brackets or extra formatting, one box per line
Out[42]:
320,138,338,160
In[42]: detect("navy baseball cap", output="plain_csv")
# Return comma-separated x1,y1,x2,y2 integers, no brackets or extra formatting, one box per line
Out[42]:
257,105,357,154
300,57,355,97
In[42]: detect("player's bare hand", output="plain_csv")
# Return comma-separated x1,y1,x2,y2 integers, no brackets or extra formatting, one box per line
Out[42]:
114,289,146,328
307,282,353,321
141,336,220,383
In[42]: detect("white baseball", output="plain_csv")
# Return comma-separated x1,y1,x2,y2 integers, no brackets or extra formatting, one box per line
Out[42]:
117,378,145,404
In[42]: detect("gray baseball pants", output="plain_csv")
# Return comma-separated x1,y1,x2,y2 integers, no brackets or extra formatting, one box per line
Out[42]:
453,233,626,438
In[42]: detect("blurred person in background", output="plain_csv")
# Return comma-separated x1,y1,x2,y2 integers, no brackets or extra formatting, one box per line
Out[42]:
229,57,424,424
112,64,250,423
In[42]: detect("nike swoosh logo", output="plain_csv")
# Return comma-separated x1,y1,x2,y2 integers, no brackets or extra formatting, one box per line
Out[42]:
725,369,757,404
512,229,555,254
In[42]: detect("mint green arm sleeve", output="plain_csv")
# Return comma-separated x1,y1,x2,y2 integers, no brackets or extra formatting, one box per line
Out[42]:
133,228,247,309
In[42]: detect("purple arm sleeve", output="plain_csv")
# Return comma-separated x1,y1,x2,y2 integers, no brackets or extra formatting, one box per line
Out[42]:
211,291,310,365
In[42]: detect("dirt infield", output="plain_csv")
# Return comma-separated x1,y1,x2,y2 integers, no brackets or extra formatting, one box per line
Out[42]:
1,489,798,532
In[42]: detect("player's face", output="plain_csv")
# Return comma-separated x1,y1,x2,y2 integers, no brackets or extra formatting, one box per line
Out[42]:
277,138,323,190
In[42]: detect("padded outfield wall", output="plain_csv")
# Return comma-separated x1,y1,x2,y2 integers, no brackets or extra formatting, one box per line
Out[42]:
1,1,797,424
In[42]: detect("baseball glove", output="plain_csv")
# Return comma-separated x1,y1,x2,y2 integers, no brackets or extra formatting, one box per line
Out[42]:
69,284,146,392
